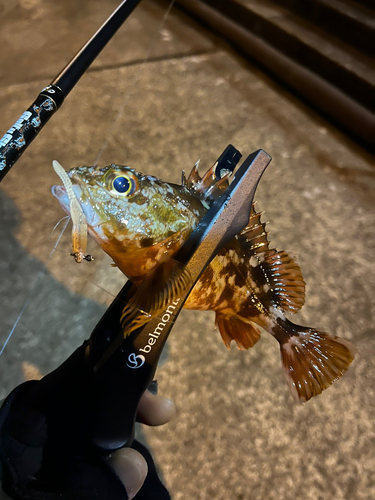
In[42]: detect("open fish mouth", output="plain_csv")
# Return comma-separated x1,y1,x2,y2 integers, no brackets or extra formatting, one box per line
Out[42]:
52,160,101,263
51,183,100,227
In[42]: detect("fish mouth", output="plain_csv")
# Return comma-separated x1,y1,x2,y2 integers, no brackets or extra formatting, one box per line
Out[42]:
51,183,101,227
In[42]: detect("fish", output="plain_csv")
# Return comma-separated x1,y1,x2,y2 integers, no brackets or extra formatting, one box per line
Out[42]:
52,160,356,403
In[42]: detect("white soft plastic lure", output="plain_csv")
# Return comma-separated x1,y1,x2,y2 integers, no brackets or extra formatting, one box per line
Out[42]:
52,160,92,263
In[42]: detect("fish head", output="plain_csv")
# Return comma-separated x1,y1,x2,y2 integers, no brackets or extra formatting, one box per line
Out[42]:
52,164,206,280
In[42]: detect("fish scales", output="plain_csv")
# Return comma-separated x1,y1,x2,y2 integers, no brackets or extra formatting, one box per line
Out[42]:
52,161,356,403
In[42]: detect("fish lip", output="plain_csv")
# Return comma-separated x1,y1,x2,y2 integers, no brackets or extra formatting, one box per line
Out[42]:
51,182,101,227
51,185,70,215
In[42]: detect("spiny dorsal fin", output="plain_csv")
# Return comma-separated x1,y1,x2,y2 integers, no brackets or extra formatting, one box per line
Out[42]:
184,161,231,202
240,206,305,313
240,205,270,255
184,160,201,187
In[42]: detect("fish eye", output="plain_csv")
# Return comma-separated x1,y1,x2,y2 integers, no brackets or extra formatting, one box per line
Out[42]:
106,171,138,197
113,176,130,193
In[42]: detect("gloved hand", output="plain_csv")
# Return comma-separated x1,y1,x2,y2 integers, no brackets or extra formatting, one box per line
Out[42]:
107,389,175,499
0,381,175,500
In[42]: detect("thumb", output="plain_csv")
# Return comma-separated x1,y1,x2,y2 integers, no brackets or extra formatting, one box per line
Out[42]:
108,447,148,499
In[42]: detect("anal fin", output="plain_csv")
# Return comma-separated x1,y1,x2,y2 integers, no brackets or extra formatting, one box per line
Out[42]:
215,312,261,350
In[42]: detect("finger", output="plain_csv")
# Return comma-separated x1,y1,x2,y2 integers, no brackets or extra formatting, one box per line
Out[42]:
108,447,148,500
136,390,176,426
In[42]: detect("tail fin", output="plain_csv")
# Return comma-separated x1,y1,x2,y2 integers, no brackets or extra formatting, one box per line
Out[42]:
275,318,357,403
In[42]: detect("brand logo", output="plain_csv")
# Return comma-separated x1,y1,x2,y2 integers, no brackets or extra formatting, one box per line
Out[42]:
126,353,145,369
139,300,180,354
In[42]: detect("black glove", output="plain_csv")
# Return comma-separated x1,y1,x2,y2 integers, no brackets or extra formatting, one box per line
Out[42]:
0,342,172,500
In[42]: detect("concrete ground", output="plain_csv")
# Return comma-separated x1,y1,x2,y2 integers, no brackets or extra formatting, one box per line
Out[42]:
0,0,374,499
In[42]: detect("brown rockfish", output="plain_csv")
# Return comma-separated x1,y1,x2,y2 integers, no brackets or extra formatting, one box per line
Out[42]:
52,161,356,402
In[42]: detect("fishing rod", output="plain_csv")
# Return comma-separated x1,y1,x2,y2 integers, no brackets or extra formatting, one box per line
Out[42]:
0,0,143,182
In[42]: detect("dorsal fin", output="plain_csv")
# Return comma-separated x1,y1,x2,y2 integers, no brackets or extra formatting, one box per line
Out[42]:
240,205,270,255
240,206,305,313
262,250,306,313
183,161,231,202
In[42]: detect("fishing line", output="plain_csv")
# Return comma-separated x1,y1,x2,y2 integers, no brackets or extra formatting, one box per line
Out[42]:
82,278,118,299
49,243,119,301
0,303,29,357
50,215,70,238
0,217,70,357
50,219,119,300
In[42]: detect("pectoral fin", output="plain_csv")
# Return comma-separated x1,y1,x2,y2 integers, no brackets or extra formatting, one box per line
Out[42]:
120,259,192,336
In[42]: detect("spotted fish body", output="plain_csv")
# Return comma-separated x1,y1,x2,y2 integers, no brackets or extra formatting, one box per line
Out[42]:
52,161,356,402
